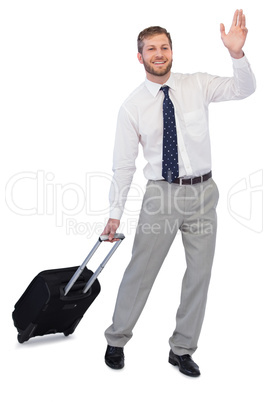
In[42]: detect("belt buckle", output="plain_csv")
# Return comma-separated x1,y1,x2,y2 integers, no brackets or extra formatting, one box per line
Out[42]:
190,177,193,185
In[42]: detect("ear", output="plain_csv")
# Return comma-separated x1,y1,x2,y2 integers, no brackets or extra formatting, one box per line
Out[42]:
137,52,144,64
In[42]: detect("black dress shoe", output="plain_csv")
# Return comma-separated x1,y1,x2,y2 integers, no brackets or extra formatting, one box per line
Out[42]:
105,345,124,370
169,350,200,377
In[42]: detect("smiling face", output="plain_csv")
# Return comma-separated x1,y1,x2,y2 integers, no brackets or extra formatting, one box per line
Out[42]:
137,34,173,84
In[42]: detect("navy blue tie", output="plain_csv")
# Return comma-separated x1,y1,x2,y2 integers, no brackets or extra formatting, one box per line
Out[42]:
161,86,179,183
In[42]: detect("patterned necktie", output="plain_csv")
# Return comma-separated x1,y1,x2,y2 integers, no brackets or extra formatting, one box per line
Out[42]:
161,86,179,183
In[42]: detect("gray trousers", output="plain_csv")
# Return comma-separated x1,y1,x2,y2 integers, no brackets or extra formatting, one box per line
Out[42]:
105,178,219,356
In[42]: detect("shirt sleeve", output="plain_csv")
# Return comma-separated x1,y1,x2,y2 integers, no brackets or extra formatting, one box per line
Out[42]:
109,104,140,220
199,55,256,104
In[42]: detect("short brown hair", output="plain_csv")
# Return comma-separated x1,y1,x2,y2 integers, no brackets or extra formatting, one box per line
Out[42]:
137,26,172,54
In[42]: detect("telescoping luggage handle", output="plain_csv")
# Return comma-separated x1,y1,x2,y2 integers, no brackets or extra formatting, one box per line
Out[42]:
64,233,125,296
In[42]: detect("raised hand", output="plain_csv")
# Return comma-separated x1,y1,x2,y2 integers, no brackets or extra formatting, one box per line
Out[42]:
220,9,248,58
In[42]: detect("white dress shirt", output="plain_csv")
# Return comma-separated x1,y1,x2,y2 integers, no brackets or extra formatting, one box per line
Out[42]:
109,56,256,220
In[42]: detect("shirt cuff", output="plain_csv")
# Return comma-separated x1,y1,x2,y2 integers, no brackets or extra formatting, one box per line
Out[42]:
231,54,249,68
109,207,123,221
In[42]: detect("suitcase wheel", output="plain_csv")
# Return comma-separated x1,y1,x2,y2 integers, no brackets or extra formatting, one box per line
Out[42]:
63,317,82,337
17,323,37,343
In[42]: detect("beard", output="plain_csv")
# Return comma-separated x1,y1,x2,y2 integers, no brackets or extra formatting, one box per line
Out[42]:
142,58,173,77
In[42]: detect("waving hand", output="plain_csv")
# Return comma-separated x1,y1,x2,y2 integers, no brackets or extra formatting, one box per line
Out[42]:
220,9,248,58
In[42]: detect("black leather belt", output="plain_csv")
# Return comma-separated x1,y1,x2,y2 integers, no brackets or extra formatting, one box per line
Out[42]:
163,171,212,185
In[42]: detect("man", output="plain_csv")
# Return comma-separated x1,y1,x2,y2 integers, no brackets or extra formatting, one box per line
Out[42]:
101,10,256,376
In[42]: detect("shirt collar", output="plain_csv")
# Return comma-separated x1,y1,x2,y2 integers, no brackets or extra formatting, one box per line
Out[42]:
145,73,176,98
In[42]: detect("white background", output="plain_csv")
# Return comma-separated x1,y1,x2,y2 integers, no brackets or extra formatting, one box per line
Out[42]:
1,0,267,400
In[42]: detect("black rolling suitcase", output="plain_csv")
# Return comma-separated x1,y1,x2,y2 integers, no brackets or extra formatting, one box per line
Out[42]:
12,234,125,343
